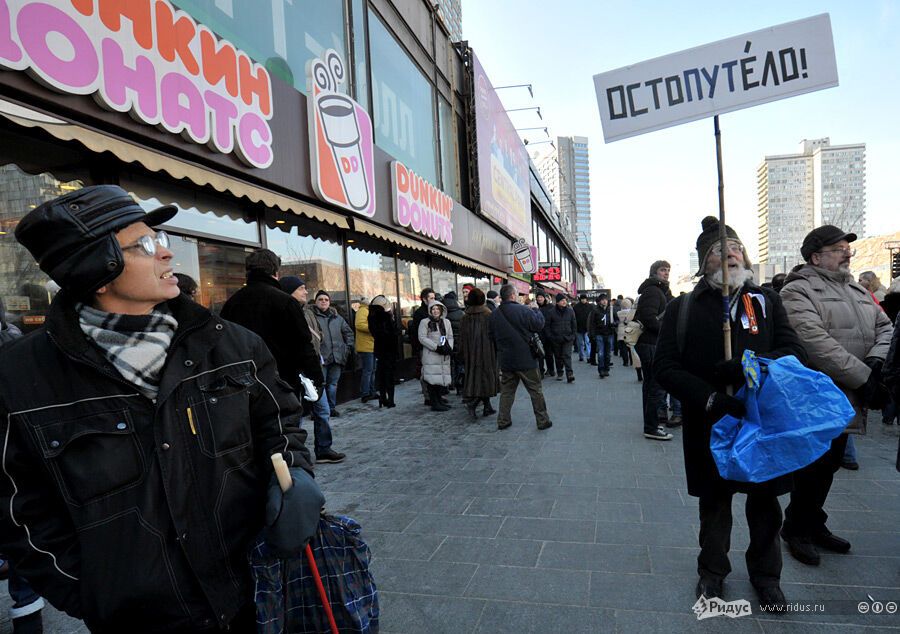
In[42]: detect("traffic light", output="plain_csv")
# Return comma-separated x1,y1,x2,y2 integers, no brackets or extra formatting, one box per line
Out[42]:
892,251,900,280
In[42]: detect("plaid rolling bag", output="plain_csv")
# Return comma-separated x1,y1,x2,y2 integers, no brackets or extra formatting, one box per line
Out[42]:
251,514,379,634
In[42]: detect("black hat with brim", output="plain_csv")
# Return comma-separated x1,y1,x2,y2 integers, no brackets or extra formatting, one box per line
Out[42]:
800,225,857,262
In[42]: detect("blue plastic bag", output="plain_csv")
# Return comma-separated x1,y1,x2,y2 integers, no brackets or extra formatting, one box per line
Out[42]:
710,351,854,483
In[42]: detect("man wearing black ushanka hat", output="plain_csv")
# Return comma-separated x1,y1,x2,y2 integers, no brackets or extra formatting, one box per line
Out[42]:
0,186,320,632
655,216,806,610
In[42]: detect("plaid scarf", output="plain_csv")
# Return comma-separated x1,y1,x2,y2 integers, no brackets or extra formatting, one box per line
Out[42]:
77,303,178,399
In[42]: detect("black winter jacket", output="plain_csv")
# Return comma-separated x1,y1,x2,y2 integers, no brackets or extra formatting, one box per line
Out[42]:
544,305,577,344
635,277,673,345
0,292,313,633
588,304,617,337
368,304,400,362
443,294,464,353
573,301,593,333
220,271,323,389
491,300,545,372
654,279,806,498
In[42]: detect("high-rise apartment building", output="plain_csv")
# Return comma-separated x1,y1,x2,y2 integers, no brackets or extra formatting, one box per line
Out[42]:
758,138,865,271
434,0,462,42
535,136,594,274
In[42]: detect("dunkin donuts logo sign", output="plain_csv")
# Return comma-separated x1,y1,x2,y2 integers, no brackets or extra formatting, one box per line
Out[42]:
308,49,376,217
0,0,274,168
391,160,453,246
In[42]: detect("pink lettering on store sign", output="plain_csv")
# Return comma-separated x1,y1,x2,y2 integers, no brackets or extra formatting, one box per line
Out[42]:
0,0,274,169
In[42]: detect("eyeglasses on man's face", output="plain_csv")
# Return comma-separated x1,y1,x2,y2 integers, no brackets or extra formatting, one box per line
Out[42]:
709,241,744,256
817,246,855,257
121,230,170,257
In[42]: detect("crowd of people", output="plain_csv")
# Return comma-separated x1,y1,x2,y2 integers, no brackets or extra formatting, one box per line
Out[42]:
0,185,898,630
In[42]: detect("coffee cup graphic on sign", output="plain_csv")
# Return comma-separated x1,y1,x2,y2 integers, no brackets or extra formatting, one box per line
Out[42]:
312,52,370,212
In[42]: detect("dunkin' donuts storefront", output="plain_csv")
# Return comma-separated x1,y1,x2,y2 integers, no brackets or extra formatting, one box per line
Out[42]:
0,0,515,397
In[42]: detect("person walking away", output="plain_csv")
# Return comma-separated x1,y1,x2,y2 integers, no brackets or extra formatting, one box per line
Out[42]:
4,186,321,632
418,300,454,411
0,298,43,633
491,285,552,430
411,288,436,405
460,288,499,420
534,291,554,377
545,293,577,382
616,297,634,366
443,291,465,392
368,295,399,408
573,294,593,362
278,276,345,464
655,215,805,609
635,260,674,440
588,293,616,378
313,290,355,417
354,297,378,402
779,225,892,565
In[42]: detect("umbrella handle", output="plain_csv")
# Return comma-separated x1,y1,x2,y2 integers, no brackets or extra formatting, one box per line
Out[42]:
305,543,340,634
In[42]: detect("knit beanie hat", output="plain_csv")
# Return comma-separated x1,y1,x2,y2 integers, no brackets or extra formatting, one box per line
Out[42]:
555,293,566,303
467,288,486,306
695,216,750,275
315,289,330,300
649,260,671,278
279,276,305,295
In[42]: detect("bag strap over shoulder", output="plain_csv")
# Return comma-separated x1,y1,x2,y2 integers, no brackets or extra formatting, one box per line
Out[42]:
498,304,533,347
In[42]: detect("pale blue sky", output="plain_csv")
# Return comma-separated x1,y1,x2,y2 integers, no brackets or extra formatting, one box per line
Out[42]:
462,0,900,294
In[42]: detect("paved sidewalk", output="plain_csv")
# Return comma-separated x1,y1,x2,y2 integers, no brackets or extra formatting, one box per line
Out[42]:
319,357,900,633
2,356,898,632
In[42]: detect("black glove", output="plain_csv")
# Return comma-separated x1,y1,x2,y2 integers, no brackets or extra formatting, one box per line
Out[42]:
436,343,452,355
706,392,746,419
859,359,889,410
264,468,325,557
713,358,745,385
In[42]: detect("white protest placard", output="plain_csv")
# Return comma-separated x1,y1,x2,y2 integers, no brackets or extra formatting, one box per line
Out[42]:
593,14,838,143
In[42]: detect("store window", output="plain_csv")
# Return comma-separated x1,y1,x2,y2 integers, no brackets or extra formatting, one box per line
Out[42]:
455,275,475,299
431,267,455,304
347,246,397,306
166,234,250,313
397,257,430,358
0,165,81,333
369,13,438,184
439,97,460,199
351,0,370,111
266,225,347,318
174,0,347,96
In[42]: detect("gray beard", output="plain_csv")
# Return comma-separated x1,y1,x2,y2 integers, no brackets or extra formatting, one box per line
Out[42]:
706,267,753,290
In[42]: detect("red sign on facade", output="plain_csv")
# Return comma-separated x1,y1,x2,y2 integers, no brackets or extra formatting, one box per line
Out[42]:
533,263,562,282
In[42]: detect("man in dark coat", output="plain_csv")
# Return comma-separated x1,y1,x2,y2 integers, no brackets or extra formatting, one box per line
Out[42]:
1,186,319,632
535,291,556,377
491,285,552,430
220,249,324,393
655,216,806,610
410,288,435,405
635,259,674,440
588,294,617,378
460,288,499,419
573,294,593,362
544,293,577,382
443,291,465,390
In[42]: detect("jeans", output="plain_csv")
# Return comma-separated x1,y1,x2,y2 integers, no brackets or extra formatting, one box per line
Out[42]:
7,563,43,619
302,389,333,454
576,332,591,360
671,396,683,418
635,343,667,433
594,334,615,372
698,492,783,588
842,433,857,464
497,367,551,428
358,352,375,397
783,433,848,538
323,362,343,410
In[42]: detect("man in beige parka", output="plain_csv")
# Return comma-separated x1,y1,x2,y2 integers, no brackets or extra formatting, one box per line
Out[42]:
779,225,893,566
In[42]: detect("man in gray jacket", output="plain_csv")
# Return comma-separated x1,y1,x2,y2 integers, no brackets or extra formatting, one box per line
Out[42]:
779,225,893,565
313,290,355,417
